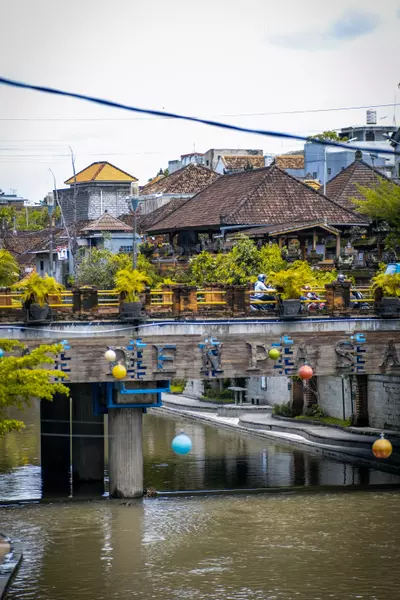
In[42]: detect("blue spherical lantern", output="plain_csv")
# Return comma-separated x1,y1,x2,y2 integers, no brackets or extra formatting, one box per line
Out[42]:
0,348,4,359
172,431,192,455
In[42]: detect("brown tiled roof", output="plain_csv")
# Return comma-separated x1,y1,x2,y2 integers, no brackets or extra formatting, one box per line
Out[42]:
325,159,395,211
275,155,304,170
120,197,188,233
220,155,265,171
148,164,368,234
81,212,133,232
140,163,219,196
2,228,60,258
238,221,340,237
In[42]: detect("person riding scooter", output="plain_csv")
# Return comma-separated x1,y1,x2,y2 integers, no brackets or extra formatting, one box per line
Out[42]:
251,274,275,311
301,285,325,312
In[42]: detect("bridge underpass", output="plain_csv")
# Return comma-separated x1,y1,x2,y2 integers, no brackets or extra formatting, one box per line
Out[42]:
4,317,400,498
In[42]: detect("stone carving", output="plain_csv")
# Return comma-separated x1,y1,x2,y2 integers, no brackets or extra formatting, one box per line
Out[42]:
380,339,400,370
153,344,177,373
199,337,223,377
335,340,355,368
246,343,267,371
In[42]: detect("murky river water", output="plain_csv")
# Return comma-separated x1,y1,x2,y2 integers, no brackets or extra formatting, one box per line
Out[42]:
1,405,400,598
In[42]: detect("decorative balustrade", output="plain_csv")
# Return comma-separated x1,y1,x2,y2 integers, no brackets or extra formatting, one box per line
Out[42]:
0,283,383,322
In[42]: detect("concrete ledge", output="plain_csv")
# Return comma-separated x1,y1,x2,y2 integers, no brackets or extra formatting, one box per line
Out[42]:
0,534,22,600
217,405,273,418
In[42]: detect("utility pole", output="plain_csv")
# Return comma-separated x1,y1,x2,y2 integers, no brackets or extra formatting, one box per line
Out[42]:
46,192,54,277
127,182,140,269
49,168,74,277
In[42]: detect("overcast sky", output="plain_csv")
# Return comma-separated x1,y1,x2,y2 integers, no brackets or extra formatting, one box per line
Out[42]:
0,0,399,200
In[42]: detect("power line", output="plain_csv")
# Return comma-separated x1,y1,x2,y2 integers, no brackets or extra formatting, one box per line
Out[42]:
0,75,397,156
0,102,397,121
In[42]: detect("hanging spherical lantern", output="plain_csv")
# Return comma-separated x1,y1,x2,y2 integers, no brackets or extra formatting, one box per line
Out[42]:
298,365,313,380
104,349,117,363
0,348,4,359
268,348,281,360
112,363,127,380
172,431,192,455
372,433,393,459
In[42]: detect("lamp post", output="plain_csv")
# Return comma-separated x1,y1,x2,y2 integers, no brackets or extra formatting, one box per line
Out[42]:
128,182,140,270
323,137,357,195
46,192,55,278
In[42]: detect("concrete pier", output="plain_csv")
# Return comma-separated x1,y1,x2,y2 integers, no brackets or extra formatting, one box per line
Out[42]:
108,407,143,498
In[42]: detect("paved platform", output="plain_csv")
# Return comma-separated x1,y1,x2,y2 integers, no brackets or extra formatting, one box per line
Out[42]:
160,394,400,471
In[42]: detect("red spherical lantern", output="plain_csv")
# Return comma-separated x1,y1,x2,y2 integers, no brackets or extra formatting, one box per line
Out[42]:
298,365,313,380
372,434,393,459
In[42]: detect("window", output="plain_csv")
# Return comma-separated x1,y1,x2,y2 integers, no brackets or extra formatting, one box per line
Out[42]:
312,171,318,179
206,160,209,166
260,377,267,391
365,131,375,142
327,168,331,175
40,260,44,272
120,245,133,253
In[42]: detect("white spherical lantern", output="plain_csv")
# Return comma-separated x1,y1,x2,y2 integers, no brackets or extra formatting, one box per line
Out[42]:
104,349,117,363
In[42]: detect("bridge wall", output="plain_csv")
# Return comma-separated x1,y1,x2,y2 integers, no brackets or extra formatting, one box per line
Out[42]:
317,376,353,421
368,376,400,430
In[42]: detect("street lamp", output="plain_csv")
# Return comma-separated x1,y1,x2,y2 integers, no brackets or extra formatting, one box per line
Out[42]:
323,138,357,195
46,192,55,278
127,182,141,270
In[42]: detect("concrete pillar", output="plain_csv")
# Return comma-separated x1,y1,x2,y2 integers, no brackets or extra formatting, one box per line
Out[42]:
40,392,71,496
71,383,105,493
109,407,143,498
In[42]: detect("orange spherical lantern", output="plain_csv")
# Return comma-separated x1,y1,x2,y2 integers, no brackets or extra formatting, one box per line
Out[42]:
112,363,127,380
372,434,393,459
298,365,313,380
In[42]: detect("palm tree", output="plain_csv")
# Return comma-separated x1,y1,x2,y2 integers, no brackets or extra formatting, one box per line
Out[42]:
114,269,151,302
0,249,19,287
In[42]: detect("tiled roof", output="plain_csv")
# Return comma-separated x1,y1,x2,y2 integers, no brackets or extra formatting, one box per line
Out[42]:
238,221,340,237
220,155,265,171
275,155,305,170
65,162,137,185
2,228,60,258
140,163,219,196
148,164,368,233
120,197,188,233
81,212,133,232
325,158,395,211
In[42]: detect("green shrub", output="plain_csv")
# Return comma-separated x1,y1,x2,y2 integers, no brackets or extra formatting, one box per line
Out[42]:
170,379,186,394
272,401,293,417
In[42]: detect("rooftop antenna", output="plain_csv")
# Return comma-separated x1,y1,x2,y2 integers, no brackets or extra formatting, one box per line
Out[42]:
393,83,400,127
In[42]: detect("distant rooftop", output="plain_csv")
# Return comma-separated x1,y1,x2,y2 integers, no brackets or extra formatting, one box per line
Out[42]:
65,161,138,185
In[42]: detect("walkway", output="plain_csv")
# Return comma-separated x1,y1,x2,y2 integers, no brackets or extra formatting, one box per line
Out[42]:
160,394,400,472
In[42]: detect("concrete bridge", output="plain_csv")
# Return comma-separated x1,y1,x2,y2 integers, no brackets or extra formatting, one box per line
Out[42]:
3,316,400,499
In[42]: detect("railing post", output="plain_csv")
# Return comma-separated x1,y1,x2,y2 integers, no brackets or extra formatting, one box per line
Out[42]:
325,282,351,315
72,286,98,316
144,286,152,313
180,285,198,317
0,287,12,307
171,285,182,318
232,285,249,316
225,285,235,317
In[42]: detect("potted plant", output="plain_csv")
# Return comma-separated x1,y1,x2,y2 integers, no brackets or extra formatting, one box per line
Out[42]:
372,269,400,317
15,273,64,323
268,261,316,317
114,268,151,321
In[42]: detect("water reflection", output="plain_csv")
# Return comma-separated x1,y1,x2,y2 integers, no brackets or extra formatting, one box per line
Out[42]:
1,407,400,502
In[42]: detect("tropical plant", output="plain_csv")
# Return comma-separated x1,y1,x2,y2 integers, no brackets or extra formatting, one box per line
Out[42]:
214,236,260,285
14,273,64,306
0,339,69,435
114,268,151,302
0,249,19,286
353,180,400,251
258,243,287,275
371,270,400,297
267,261,317,299
189,251,218,286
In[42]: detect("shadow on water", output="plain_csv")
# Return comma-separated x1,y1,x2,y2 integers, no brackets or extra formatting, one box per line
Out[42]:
1,405,400,502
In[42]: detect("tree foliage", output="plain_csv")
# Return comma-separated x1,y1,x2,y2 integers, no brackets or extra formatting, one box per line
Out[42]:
114,268,151,302
0,205,60,231
14,273,65,306
0,340,69,436
267,261,317,299
353,181,400,251
0,249,19,287
308,131,347,142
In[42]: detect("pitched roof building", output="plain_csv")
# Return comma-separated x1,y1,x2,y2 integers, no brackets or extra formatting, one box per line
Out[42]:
147,164,367,235
325,156,395,211
138,163,219,215
215,155,265,175
58,161,139,225
65,162,137,185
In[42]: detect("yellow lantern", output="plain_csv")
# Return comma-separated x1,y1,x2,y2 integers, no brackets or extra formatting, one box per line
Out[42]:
112,364,127,380
372,433,393,459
